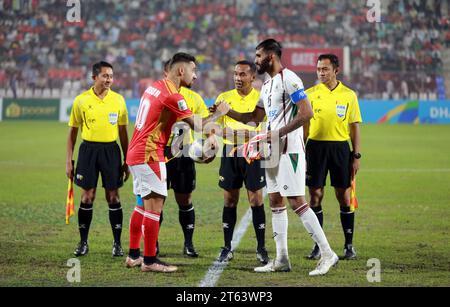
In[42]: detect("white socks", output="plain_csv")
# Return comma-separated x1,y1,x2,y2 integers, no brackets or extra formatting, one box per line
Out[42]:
271,204,333,261
271,207,289,260
299,207,333,257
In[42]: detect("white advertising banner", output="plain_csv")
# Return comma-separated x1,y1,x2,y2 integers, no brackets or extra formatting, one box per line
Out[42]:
60,98,74,122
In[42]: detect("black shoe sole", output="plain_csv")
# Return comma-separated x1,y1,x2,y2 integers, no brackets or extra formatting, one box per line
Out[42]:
74,251,88,257
74,248,89,257
184,248,199,258
184,253,199,258
339,256,357,260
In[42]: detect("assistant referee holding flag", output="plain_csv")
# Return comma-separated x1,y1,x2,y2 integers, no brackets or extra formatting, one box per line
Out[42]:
304,54,362,260
66,61,130,257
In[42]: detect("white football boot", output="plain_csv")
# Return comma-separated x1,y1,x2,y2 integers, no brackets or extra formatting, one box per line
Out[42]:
309,252,339,276
254,257,291,273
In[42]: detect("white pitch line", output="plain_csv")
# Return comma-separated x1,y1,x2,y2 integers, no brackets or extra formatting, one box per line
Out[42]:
198,208,253,287
199,189,268,287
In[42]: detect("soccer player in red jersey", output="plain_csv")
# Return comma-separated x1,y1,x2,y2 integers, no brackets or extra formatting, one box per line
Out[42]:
125,52,221,273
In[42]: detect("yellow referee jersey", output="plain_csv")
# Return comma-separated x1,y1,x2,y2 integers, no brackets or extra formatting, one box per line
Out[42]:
215,88,261,145
306,82,362,142
168,87,209,145
69,88,129,142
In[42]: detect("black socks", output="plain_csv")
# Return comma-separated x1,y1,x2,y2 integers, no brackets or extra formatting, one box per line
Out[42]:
109,203,123,244
78,202,93,242
251,205,266,250
340,206,355,246
222,207,237,249
179,203,195,246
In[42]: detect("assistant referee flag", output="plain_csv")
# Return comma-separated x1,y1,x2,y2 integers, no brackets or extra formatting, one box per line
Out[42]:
65,175,75,224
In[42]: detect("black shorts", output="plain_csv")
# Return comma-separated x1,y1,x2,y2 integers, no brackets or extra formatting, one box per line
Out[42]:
306,140,351,189
219,145,266,191
165,146,196,194
75,141,123,190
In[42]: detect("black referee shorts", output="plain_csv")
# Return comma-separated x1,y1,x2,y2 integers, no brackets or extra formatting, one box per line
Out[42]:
306,140,352,189
75,141,123,190
165,146,196,194
219,145,266,192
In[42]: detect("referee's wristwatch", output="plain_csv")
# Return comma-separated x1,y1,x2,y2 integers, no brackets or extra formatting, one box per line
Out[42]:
352,152,362,159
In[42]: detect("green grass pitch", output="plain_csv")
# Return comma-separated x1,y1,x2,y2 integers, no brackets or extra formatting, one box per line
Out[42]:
0,121,449,286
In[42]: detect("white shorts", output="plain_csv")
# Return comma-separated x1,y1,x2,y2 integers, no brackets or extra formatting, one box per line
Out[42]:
129,162,167,198
265,153,306,197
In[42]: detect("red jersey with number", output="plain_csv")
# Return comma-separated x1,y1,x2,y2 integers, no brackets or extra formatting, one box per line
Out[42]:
127,79,192,165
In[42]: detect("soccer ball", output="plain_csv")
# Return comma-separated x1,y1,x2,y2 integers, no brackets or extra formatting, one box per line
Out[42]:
188,136,218,163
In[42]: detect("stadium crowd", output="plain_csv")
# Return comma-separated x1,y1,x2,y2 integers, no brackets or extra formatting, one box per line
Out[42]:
0,0,447,99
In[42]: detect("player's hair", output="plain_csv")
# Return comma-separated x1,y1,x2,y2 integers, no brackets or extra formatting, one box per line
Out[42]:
318,54,340,70
256,39,283,58
236,60,257,74
92,61,113,76
169,52,197,69
163,59,171,72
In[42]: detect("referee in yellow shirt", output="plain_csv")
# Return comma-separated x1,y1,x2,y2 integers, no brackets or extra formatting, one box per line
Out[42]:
66,61,130,257
215,61,269,264
304,54,362,260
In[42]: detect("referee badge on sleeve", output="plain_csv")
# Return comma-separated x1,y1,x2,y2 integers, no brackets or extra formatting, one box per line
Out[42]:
109,112,118,125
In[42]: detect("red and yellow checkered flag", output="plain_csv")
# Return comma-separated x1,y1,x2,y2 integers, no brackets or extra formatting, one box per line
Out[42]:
350,178,358,212
65,176,75,224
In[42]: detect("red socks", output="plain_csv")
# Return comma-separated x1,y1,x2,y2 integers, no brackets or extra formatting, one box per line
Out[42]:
129,206,145,250
143,211,161,257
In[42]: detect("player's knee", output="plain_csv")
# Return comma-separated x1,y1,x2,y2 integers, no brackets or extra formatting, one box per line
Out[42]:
81,190,96,204
248,195,262,207
105,193,120,204
224,193,239,208
249,200,263,208
175,193,192,206
339,192,351,206
335,190,350,206
224,200,238,208
178,202,192,209
309,189,323,207
107,195,120,204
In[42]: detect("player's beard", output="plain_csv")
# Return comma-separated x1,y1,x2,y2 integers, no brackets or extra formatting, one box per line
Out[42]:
181,76,194,89
181,80,192,89
257,57,271,75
